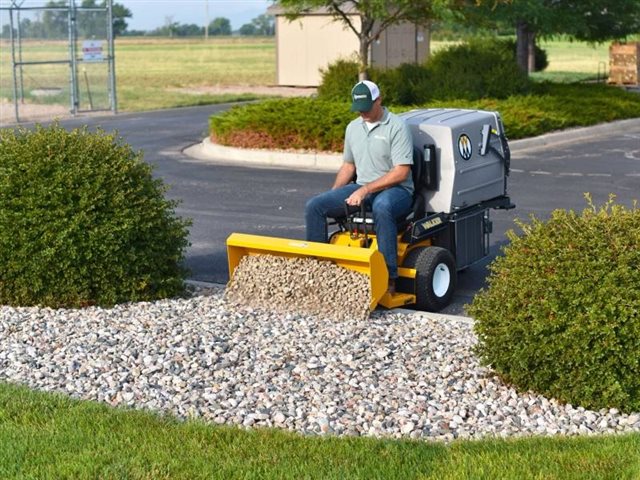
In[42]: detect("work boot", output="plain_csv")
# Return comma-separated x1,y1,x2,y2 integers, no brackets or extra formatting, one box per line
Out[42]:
387,278,396,295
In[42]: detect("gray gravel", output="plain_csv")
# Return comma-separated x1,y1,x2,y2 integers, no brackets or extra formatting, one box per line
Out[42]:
1,287,638,442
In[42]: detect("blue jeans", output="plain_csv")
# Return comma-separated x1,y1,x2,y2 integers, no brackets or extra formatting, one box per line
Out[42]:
305,184,413,279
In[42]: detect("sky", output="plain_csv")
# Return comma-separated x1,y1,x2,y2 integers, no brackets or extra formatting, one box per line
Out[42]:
0,0,273,32
119,0,272,31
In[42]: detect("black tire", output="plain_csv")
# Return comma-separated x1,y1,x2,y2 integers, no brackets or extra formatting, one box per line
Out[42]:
402,246,456,312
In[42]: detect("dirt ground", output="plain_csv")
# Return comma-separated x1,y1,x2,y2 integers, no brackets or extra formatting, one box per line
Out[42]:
0,85,316,127
170,84,317,98
0,99,72,126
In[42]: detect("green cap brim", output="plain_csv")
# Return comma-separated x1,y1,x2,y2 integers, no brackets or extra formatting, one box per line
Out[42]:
350,99,373,112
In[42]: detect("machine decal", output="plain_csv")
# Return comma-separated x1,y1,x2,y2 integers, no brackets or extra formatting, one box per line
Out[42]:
421,216,443,230
458,133,472,160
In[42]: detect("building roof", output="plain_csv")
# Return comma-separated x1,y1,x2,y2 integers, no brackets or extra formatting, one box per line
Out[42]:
267,2,359,16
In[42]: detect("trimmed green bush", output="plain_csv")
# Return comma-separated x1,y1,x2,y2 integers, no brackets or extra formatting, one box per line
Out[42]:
317,58,360,101
373,63,432,106
467,196,640,412
209,83,640,152
210,98,354,152
0,124,191,308
426,39,531,100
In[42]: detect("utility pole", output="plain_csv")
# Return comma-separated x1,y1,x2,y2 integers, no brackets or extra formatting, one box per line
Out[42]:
204,0,209,40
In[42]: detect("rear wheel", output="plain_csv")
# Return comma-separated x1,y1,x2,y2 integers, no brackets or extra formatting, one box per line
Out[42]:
402,246,456,312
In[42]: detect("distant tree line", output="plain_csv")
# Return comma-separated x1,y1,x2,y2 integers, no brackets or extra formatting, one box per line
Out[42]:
0,3,273,39
125,14,275,37
0,0,131,39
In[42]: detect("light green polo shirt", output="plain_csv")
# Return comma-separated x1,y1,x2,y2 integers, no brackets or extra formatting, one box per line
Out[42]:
343,108,414,195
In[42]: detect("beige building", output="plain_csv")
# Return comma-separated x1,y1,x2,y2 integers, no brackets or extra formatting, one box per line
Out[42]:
268,5,430,87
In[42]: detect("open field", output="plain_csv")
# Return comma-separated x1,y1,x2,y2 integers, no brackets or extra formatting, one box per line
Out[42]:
0,36,626,121
0,37,277,122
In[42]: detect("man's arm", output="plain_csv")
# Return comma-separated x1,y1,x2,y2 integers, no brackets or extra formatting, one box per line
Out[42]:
332,162,356,189
345,165,410,206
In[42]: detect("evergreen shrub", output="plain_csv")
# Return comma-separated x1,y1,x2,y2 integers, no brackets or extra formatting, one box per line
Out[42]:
426,39,531,100
210,98,353,151
373,63,432,106
468,196,640,412
317,58,360,101
209,82,640,151
0,124,191,308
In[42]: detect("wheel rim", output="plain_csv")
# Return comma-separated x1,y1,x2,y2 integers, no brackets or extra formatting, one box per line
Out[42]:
432,263,451,298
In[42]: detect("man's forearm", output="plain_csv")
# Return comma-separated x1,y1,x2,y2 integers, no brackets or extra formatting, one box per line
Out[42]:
332,163,356,189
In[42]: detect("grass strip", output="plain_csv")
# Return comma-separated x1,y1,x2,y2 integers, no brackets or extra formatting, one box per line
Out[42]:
1,382,638,479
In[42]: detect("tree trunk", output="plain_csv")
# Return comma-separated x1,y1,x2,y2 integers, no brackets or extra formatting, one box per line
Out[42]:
516,21,528,73
527,30,536,73
359,36,369,80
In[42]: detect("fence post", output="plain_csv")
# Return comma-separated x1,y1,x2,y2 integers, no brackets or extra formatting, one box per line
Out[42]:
68,0,79,114
9,5,20,123
107,0,117,114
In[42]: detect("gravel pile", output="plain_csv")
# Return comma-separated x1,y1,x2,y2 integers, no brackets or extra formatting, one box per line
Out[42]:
1,288,639,442
226,255,371,322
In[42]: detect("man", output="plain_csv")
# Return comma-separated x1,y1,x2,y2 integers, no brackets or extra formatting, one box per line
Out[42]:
305,80,414,294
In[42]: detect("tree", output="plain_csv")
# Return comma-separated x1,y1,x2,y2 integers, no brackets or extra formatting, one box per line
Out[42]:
42,0,68,39
239,14,275,36
278,0,481,79
111,2,132,36
477,0,640,73
239,23,258,35
252,13,275,35
208,17,231,36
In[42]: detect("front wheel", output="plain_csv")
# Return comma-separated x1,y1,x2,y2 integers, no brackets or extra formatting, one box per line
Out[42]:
402,246,456,312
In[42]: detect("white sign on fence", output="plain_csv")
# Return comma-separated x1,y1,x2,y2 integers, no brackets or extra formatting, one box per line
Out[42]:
82,40,104,62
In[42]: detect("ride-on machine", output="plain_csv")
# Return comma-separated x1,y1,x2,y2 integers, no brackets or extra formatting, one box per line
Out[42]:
227,108,515,312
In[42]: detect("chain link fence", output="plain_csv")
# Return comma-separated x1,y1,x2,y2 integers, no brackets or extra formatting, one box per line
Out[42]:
0,0,116,124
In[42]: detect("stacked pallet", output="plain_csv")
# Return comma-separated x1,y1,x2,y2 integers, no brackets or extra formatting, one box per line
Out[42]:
609,42,640,85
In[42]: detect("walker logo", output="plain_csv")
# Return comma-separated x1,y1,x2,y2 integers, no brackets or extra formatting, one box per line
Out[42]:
458,133,472,160
82,40,103,62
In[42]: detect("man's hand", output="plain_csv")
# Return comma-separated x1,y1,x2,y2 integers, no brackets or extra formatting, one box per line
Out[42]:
345,186,369,207
351,165,411,202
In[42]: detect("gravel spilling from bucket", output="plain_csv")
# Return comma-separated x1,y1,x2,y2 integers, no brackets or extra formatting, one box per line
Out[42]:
1,288,639,442
226,255,371,322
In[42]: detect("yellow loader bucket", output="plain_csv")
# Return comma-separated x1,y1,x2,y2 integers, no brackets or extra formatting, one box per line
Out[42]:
226,233,388,311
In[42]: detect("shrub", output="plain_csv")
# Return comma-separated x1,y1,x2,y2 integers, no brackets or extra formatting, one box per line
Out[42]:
317,58,360,101
209,83,640,151
373,63,432,106
426,39,531,100
467,195,640,412
0,124,191,308
210,98,354,152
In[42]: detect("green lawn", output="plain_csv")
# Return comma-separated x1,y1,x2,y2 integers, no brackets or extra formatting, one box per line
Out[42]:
0,37,276,113
531,38,613,83
1,382,639,479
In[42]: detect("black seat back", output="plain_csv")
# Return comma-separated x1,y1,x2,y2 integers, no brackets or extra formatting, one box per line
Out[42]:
410,146,426,221
410,144,437,222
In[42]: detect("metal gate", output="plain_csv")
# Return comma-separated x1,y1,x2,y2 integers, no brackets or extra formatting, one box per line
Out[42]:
0,0,117,124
